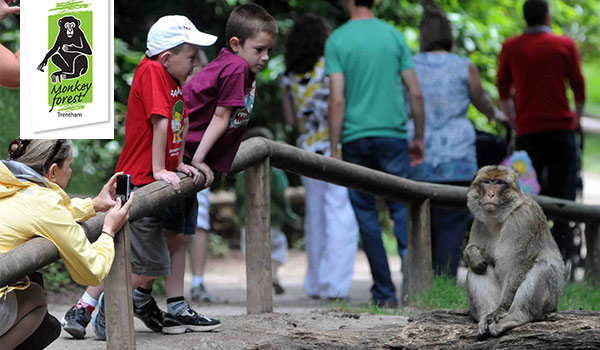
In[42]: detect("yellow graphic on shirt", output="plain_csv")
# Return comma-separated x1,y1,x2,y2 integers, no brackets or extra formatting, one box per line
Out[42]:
171,100,184,143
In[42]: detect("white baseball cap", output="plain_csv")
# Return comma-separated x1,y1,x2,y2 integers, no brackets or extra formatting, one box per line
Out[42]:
146,15,217,57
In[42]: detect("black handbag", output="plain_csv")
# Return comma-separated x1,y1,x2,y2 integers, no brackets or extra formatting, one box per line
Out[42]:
475,129,509,168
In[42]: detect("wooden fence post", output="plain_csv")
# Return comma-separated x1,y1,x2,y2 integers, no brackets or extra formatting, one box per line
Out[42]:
586,221,600,286
105,223,136,350
404,199,433,302
245,158,272,314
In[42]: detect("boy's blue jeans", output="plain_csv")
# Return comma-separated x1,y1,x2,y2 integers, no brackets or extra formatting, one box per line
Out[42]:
342,137,410,305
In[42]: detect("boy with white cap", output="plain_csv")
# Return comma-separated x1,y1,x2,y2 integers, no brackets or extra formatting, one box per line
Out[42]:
60,15,221,340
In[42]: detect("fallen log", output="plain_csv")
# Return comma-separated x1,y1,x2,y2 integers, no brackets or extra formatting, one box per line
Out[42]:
388,309,600,350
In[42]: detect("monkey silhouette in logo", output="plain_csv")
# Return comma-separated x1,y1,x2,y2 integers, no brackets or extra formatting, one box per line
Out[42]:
37,15,92,84
464,165,564,338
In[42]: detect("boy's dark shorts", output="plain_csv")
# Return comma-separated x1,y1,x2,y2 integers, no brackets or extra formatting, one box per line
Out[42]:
163,194,198,235
162,155,201,235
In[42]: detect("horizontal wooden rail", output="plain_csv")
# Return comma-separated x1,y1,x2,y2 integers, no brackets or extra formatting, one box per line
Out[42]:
0,173,209,288
2,136,600,293
233,137,600,222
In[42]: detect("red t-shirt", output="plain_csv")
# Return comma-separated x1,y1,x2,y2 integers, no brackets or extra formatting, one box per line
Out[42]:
115,57,188,186
497,31,585,136
183,48,256,173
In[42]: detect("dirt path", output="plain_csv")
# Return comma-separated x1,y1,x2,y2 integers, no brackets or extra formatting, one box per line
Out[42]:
46,250,409,350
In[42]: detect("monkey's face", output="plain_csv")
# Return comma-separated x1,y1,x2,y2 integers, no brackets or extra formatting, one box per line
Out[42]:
479,179,506,213
64,22,76,38
468,166,522,217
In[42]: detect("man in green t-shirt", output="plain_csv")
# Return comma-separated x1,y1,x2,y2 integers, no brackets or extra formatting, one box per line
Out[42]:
325,0,425,307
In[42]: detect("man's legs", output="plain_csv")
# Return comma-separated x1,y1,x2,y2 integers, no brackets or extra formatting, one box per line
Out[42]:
517,130,577,258
343,137,401,305
430,206,472,276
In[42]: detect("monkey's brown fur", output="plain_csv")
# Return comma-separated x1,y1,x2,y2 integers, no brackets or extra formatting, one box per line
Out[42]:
464,165,564,338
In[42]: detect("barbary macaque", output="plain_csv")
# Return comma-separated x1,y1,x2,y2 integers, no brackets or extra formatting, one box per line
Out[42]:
464,165,564,338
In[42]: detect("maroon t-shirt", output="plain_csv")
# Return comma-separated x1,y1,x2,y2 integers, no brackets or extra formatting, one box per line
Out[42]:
116,57,188,186
183,48,256,173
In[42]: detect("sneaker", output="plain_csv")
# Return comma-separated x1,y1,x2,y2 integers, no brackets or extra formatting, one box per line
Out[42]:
190,283,213,303
162,307,221,334
133,296,165,332
92,292,106,340
61,305,92,339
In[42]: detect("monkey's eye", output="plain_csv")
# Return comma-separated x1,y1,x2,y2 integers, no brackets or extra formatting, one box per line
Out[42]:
494,180,506,186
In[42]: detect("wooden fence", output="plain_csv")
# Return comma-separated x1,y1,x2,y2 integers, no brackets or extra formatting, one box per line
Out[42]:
1,137,599,349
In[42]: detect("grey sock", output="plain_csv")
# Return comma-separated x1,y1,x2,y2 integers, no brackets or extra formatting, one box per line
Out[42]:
167,299,188,317
133,287,152,309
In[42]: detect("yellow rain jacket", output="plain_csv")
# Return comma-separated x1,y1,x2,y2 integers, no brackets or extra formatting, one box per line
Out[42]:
0,160,115,297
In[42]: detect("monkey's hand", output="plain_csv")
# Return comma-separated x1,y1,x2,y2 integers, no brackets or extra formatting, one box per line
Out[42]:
62,44,74,52
463,245,488,274
37,61,47,72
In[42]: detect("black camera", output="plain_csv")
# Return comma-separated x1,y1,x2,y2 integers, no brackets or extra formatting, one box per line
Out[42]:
116,174,133,203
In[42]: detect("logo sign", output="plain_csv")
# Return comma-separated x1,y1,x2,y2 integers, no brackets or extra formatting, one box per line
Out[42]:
20,0,113,139
41,13,93,113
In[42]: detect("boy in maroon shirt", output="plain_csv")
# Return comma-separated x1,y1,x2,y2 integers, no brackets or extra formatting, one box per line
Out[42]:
496,0,586,260
183,4,278,179
172,6,278,269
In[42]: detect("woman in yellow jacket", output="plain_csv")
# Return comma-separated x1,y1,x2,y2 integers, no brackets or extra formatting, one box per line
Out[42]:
0,139,134,350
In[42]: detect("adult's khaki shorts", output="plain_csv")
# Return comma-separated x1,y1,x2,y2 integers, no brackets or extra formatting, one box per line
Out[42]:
129,213,171,277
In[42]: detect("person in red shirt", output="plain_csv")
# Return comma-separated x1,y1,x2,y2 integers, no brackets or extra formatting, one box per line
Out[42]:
60,16,221,340
497,0,586,260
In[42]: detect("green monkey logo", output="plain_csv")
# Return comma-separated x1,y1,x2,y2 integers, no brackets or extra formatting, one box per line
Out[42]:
41,10,94,113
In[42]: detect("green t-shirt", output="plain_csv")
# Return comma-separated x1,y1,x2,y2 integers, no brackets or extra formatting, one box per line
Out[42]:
325,18,413,144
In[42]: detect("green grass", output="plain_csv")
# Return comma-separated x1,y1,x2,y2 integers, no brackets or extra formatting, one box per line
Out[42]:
330,299,404,316
329,275,600,315
558,281,600,311
407,275,468,310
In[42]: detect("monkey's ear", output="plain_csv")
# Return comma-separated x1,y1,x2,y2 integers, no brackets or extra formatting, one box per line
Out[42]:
77,19,81,26
58,18,63,26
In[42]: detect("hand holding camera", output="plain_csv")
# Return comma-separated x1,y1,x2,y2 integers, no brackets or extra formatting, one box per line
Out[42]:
101,174,135,238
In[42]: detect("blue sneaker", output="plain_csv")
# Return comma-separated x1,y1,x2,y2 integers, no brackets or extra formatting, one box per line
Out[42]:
92,292,106,340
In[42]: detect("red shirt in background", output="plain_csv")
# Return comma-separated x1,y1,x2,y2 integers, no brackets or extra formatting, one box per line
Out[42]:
116,57,188,186
497,30,585,136
183,48,256,173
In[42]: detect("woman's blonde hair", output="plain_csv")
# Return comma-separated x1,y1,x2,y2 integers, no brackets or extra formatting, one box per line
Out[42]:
11,139,73,176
